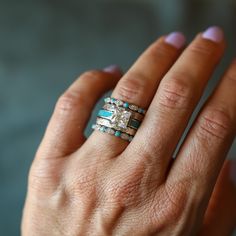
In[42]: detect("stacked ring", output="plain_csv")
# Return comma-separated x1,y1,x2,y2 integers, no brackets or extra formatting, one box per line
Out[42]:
92,97,146,142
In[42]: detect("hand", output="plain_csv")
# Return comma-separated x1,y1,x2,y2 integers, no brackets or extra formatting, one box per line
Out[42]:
21,26,236,236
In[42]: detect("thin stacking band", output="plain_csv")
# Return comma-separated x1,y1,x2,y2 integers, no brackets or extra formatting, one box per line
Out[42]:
96,117,137,136
104,97,146,114
92,97,146,142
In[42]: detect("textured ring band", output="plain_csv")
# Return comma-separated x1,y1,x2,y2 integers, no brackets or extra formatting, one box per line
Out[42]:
92,97,146,142
96,117,137,136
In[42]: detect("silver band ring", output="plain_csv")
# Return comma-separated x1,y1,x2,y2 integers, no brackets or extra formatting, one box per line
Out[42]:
92,97,146,142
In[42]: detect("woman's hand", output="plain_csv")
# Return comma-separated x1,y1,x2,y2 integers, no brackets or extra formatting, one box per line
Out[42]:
21,26,236,236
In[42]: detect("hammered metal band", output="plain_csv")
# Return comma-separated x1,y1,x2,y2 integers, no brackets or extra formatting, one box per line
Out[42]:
92,97,146,142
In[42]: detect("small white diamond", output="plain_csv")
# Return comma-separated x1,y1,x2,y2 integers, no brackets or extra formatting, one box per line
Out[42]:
106,128,115,135
129,104,138,111
104,97,111,103
115,100,123,106
103,104,115,110
92,124,101,130
121,133,129,140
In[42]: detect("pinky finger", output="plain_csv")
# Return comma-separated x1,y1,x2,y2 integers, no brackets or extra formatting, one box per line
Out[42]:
36,65,122,159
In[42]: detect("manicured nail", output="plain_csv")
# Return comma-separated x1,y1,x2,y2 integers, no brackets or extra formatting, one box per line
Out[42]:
202,26,224,43
230,160,236,186
103,65,123,77
165,32,186,49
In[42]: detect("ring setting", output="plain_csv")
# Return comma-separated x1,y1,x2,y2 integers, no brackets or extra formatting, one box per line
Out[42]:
92,97,146,142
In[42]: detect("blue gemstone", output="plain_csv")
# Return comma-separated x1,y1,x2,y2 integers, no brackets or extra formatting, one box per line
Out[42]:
138,108,144,114
123,102,129,108
111,98,116,103
100,126,106,132
115,131,121,137
98,109,113,118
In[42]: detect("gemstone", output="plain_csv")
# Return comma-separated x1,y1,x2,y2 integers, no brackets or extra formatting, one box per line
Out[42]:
106,128,115,135
115,131,121,137
100,126,106,132
111,98,116,103
129,104,138,111
104,97,111,103
103,104,115,110
123,102,129,108
115,100,123,106
138,108,144,114
92,124,101,130
98,109,113,118
110,107,132,130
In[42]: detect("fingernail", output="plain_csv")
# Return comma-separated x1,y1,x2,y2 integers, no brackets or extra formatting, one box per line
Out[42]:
103,65,123,77
165,32,186,49
230,160,236,186
202,26,224,43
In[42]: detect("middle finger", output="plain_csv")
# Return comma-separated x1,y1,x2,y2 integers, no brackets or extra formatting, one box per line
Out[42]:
125,26,225,180
88,32,186,155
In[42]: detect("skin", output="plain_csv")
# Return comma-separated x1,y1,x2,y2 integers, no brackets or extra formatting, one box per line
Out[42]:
21,30,236,235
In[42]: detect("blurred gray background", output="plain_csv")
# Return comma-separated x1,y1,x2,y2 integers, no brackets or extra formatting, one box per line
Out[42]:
0,0,236,235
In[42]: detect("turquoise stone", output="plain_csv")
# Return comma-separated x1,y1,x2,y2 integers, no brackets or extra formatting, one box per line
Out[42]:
115,131,121,137
98,109,113,118
129,119,140,129
138,108,144,114
123,102,129,108
111,98,116,103
100,126,106,132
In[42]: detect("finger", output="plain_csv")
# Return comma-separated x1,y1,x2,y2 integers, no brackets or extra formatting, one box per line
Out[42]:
167,59,236,217
36,66,122,159
88,32,186,155
199,160,236,236
127,26,225,180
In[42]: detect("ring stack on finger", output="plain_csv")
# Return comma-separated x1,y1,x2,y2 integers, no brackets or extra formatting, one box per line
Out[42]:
92,97,146,142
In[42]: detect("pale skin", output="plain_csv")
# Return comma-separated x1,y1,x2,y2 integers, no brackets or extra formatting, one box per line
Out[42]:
21,28,236,235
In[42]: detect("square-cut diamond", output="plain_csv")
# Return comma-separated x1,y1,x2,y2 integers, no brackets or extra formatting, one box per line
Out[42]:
110,107,131,130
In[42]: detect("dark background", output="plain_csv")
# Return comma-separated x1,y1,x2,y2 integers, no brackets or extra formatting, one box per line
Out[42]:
0,0,236,235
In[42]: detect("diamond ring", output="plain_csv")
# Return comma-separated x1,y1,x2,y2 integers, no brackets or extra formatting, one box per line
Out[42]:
92,97,146,142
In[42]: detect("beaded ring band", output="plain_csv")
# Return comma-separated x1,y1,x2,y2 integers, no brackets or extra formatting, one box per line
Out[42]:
92,97,146,142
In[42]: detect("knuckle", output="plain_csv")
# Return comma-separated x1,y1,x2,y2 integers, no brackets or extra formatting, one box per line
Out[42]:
56,91,86,113
189,41,215,57
115,73,148,101
103,167,144,206
79,70,103,82
66,169,96,199
158,74,194,110
148,42,176,61
151,183,188,229
198,107,233,140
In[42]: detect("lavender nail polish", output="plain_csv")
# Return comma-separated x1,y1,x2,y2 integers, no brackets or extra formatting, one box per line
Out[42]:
165,32,186,49
103,65,123,76
202,26,224,43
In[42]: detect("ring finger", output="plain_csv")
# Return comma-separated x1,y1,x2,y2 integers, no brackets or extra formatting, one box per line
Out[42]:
87,32,186,155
